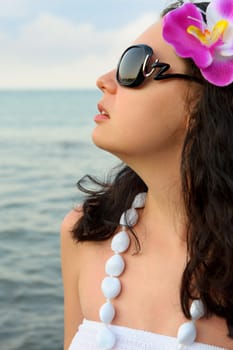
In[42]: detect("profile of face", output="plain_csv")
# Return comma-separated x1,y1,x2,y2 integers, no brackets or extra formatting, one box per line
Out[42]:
92,20,196,165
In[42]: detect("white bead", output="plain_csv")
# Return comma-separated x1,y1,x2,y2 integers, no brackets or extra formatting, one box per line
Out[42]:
99,302,115,324
101,276,121,299
190,300,205,320
120,208,138,227
105,254,125,277
119,212,127,226
132,192,147,208
96,325,116,350
111,231,130,253
177,321,196,346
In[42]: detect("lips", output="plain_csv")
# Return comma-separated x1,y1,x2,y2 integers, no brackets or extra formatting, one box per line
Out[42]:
97,103,110,117
94,103,110,122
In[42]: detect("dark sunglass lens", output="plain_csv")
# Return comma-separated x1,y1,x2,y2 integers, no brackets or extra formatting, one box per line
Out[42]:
118,46,145,86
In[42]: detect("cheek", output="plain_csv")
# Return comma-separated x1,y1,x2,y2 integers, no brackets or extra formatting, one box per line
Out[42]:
114,90,187,152
92,86,188,157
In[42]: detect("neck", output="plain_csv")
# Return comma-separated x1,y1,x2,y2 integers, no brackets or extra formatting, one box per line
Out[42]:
142,188,187,245
127,149,187,244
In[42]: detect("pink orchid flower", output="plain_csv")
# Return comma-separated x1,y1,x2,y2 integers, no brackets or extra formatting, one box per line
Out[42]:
162,0,233,86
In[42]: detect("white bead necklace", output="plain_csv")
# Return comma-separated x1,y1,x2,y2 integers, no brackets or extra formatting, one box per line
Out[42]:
96,192,205,350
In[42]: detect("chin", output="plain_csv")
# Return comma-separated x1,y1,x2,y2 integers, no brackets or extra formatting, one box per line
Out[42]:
91,128,138,162
92,131,113,153
91,136,122,161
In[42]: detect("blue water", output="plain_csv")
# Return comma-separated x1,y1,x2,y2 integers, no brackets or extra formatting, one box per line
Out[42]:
0,90,117,350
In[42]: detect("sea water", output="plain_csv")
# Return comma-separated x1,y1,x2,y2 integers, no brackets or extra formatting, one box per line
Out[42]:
0,90,118,350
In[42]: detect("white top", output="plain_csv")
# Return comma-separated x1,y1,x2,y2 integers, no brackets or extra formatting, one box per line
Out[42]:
68,319,227,350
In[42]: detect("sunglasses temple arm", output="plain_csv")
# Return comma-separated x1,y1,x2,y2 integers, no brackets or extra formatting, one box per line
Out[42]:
155,73,203,84
152,62,203,84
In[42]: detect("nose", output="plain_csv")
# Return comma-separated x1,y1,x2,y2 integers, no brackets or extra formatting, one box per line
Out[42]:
96,70,117,94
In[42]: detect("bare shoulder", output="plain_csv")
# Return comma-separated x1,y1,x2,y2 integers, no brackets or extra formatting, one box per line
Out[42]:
60,206,85,350
60,206,85,276
61,205,83,246
61,205,83,236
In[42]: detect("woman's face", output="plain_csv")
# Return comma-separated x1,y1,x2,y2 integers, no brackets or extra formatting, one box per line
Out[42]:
92,20,194,165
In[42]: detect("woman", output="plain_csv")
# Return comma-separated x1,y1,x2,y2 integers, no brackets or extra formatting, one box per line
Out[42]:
61,1,233,349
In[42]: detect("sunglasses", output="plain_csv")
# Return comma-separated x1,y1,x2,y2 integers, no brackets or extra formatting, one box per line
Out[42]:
116,44,203,88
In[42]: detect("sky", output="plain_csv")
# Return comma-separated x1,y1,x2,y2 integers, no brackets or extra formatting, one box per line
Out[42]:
0,0,169,89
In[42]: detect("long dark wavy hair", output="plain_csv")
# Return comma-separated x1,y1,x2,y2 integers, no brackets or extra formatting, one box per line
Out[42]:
72,1,233,339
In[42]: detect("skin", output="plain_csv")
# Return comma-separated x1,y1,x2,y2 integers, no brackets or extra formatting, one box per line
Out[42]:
61,20,233,350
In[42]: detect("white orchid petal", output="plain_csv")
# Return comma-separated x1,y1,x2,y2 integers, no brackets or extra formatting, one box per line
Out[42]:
223,24,233,43
220,45,233,57
206,3,222,28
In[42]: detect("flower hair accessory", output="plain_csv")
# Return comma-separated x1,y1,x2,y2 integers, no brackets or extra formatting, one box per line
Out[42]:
162,0,233,86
